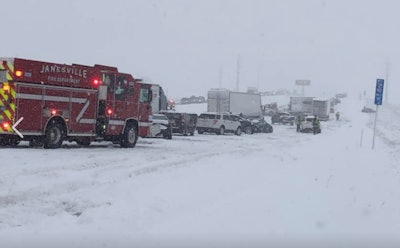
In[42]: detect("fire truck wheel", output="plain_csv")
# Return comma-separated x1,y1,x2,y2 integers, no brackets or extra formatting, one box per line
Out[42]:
44,121,65,149
121,124,138,148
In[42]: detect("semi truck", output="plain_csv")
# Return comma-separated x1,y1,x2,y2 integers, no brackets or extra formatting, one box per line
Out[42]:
207,89,262,118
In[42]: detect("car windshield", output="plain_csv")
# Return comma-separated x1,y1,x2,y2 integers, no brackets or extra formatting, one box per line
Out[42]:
199,114,216,119
152,115,168,120
164,113,182,120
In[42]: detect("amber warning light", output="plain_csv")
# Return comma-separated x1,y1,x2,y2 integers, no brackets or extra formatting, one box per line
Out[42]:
2,84,10,93
15,70,23,77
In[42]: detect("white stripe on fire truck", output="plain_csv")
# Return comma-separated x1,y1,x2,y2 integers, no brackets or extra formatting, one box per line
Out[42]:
76,100,90,123
109,120,125,126
139,122,151,127
79,118,96,124
68,133,96,137
17,93,87,104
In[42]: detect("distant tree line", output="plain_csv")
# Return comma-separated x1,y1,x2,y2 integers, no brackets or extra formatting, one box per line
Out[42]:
180,95,206,104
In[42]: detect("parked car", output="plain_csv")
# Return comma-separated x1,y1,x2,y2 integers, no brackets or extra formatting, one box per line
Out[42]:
271,112,295,125
231,115,254,134
148,114,172,139
262,102,278,116
251,118,273,133
362,106,376,113
196,112,242,135
300,116,321,133
335,93,347,98
159,111,197,136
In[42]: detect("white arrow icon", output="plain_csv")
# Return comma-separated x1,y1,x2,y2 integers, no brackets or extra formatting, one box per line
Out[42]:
12,117,24,138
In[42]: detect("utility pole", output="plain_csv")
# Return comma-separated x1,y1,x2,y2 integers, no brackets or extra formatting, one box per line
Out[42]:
219,65,223,88
372,79,384,149
385,58,389,104
236,55,240,92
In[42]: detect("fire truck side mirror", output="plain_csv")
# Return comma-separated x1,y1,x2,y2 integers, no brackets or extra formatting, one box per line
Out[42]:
99,85,107,100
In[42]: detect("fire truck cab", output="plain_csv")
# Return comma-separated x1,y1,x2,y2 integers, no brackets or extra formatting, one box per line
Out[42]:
0,57,153,148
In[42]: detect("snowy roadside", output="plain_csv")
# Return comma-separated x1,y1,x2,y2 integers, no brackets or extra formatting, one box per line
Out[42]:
1,97,400,248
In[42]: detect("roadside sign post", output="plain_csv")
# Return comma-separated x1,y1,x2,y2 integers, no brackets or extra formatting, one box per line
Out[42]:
295,80,311,96
372,79,384,149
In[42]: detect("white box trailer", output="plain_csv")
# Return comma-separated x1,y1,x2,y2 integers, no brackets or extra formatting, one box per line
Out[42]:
229,91,262,117
207,89,262,118
207,88,230,113
150,84,168,114
289,96,314,114
312,99,331,121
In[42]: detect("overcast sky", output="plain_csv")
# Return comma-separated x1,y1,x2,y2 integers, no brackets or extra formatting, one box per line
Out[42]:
2,0,400,101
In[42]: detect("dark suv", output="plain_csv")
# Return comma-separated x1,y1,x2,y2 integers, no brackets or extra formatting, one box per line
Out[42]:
160,111,197,136
271,112,295,125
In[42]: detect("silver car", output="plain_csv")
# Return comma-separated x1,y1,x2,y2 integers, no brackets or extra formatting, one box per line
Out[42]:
196,112,242,135
148,114,172,139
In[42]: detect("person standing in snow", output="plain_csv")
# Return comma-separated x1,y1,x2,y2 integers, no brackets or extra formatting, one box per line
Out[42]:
336,111,340,121
295,115,301,132
312,115,320,135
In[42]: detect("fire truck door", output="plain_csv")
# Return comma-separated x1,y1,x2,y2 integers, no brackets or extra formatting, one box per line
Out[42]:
138,86,151,137
96,85,107,137
113,75,127,114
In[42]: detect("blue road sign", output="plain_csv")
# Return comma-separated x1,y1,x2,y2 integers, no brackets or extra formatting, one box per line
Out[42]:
374,79,384,105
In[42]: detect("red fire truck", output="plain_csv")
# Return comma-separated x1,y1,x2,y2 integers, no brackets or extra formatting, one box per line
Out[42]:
0,57,153,148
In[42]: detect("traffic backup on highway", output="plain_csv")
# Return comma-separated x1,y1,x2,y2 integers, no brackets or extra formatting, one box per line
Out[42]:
1,57,341,149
